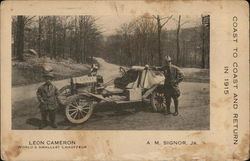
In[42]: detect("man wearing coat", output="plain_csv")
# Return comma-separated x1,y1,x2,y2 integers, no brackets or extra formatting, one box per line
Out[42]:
37,72,59,129
154,56,184,116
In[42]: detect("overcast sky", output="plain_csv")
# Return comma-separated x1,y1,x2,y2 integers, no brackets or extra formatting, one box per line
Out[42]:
96,15,202,36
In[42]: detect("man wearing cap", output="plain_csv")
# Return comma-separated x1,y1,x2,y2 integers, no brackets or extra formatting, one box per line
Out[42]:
154,56,184,116
36,70,59,129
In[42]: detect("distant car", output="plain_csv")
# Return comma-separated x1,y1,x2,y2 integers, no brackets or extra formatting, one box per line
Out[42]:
58,65,167,124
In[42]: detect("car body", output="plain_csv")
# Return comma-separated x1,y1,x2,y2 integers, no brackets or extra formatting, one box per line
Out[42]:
58,65,166,124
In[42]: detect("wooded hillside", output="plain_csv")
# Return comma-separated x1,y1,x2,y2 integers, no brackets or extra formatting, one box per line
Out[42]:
12,16,103,63
12,15,209,68
103,15,210,68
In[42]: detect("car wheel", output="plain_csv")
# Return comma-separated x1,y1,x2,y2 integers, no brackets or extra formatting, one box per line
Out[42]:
150,90,166,112
65,95,94,124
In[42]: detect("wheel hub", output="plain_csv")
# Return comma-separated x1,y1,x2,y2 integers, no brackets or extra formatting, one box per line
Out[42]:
76,106,83,111
155,94,164,103
66,96,94,124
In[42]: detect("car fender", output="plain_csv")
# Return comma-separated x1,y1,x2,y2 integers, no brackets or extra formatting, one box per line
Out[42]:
78,91,112,102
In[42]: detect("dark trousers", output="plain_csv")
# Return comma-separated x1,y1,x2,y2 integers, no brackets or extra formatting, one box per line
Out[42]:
165,96,179,113
164,85,180,113
41,109,56,124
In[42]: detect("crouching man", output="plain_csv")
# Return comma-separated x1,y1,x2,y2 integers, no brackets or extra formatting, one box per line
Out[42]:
36,72,59,129
154,56,184,116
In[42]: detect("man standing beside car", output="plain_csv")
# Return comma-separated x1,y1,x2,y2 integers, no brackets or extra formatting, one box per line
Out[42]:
154,56,184,116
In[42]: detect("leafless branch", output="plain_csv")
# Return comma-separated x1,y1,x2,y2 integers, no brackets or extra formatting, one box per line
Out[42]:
160,16,170,20
172,18,178,23
24,16,36,25
39,16,46,23
161,15,173,28
181,21,189,27
172,17,189,27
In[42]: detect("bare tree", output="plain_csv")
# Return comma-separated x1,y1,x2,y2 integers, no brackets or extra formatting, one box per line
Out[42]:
117,23,134,65
52,16,57,59
201,15,210,68
14,16,36,61
15,16,25,61
153,15,173,65
61,16,69,59
103,15,209,68
172,15,189,65
104,16,158,66
37,16,46,57
12,16,103,63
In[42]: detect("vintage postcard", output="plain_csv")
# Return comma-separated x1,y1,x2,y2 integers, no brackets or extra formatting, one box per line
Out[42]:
1,0,249,160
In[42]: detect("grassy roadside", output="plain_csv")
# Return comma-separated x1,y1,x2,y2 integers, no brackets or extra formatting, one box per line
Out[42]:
12,57,92,87
182,68,209,83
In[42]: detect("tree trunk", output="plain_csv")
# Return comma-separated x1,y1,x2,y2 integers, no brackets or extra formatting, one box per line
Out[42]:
154,15,172,66
16,16,25,61
176,15,181,66
47,18,52,59
62,27,66,59
79,16,84,64
157,16,162,66
201,18,206,68
52,16,57,59
69,31,72,59
38,16,42,57
74,16,79,62
13,19,17,57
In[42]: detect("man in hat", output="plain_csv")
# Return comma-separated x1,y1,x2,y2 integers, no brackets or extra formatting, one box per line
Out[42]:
36,71,59,129
154,56,184,116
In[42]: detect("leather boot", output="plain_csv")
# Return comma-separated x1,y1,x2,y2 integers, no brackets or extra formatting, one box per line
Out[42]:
164,108,171,115
39,121,47,129
173,111,179,116
173,97,179,116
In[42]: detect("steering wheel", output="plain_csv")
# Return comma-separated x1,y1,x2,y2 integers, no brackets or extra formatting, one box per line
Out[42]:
119,67,126,75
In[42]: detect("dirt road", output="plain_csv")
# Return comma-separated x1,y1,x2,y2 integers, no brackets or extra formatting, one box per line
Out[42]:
12,58,209,130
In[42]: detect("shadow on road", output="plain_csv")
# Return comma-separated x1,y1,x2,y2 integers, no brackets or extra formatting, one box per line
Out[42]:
26,118,41,127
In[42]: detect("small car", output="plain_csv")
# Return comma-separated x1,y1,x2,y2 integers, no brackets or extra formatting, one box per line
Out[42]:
58,65,167,124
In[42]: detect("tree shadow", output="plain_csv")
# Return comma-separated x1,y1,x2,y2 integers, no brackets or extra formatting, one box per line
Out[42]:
57,119,74,126
107,110,134,117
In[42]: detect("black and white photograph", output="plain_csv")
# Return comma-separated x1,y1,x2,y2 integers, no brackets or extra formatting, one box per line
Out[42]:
11,14,210,130
2,1,249,161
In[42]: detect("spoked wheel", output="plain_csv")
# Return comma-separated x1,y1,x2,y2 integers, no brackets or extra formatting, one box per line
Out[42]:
65,95,94,124
150,90,166,112
58,85,72,105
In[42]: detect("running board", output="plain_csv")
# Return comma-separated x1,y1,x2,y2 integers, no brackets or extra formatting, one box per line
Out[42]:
115,100,142,104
